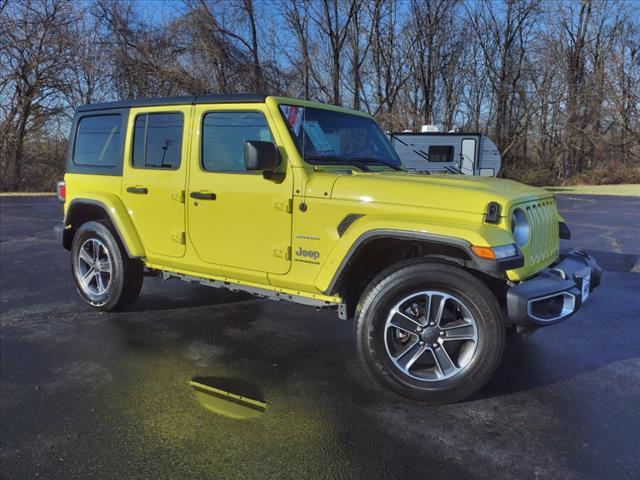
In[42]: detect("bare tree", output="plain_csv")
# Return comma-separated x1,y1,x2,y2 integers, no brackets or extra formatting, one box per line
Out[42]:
409,0,455,125
312,0,358,105
283,0,313,99
1,0,639,191
559,0,592,178
346,1,371,110
62,9,109,109
367,0,409,126
0,0,76,190
466,0,541,157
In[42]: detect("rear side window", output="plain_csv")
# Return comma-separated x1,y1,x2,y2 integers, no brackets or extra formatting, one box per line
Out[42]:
428,145,454,162
132,113,183,169
201,112,272,172
74,115,122,166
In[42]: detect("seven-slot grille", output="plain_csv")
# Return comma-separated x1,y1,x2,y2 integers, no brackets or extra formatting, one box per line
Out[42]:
521,199,559,266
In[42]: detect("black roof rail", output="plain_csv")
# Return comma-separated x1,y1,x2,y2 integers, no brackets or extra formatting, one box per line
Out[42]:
76,93,269,112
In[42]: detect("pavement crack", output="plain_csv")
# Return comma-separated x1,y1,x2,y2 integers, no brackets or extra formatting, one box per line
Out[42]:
602,227,622,254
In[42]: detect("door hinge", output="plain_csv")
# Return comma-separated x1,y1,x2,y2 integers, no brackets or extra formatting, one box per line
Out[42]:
171,231,186,245
274,199,293,213
172,190,186,203
273,245,291,260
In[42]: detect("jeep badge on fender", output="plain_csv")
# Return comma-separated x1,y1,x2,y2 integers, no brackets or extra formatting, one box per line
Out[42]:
54,94,601,404
295,247,320,261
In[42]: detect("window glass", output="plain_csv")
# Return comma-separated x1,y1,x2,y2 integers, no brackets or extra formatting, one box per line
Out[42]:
279,104,402,169
132,113,183,169
132,115,146,167
202,112,272,172
428,145,454,162
74,115,121,166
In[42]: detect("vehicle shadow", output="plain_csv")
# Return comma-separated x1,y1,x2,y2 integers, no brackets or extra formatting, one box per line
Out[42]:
464,247,636,402
105,290,637,410
122,278,253,312
103,264,638,408
464,299,638,402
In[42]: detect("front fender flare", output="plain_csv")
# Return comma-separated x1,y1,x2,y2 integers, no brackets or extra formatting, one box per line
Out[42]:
314,215,516,294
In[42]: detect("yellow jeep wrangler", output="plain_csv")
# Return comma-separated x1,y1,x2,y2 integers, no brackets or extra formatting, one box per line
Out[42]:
55,95,601,404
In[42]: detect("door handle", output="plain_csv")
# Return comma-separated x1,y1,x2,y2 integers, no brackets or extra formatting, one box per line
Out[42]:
190,191,216,200
127,186,148,194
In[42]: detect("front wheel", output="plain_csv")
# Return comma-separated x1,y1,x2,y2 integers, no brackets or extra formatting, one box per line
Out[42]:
356,260,505,404
71,221,143,311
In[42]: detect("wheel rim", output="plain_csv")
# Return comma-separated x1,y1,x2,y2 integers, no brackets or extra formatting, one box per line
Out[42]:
383,291,478,382
75,238,113,298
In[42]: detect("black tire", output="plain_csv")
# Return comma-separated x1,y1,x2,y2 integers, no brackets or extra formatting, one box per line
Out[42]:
71,220,143,311
355,259,505,404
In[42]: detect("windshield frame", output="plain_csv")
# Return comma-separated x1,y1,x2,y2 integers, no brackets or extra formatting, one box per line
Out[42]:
276,103,403,170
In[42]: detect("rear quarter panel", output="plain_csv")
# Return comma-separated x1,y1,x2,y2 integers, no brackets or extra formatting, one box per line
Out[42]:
64,173,146,258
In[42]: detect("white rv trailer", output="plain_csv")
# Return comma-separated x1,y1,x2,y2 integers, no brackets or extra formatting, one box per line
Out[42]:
389,131,502,176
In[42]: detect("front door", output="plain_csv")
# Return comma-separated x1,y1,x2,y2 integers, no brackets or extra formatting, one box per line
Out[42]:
122,106,191,258
187,105,293,275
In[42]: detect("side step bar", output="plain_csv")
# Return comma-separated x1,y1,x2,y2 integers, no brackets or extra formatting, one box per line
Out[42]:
159,270,338,309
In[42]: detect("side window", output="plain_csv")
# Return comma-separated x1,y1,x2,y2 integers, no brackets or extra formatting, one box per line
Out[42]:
132,113,183,169
74,114,122,166
428,145,454,162
201,111,273,172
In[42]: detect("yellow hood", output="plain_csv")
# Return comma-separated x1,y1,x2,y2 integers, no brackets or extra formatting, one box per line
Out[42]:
327,171,552,215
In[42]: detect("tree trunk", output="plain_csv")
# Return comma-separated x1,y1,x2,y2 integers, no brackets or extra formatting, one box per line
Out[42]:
11,100,32,190
351,7,361,110
244,0,261,91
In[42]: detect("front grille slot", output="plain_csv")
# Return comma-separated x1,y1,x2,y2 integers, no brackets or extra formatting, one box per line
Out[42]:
523,200,558,266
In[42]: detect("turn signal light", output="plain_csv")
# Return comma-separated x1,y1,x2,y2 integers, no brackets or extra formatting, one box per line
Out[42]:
471,244,518,260
471,245,496,260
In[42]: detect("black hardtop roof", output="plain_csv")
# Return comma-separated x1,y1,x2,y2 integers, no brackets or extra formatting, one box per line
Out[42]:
76,93,269,112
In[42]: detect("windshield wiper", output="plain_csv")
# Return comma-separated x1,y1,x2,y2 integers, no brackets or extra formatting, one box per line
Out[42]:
347,157,403,171
304,155,370,171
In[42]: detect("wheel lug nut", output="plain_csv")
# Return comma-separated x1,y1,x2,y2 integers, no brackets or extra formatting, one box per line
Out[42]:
432,343,438,348
440,331,446,337
419,341,425,346
416,327,423,332
429,322,435,327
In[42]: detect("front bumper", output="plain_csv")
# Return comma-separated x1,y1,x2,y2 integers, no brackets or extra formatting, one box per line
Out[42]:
506,249,602,327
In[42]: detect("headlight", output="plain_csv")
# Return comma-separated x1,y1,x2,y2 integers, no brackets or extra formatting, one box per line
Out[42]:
511,208,530,247
492,244,518,259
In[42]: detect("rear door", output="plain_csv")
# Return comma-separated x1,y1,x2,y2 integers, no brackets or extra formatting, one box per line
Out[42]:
122,106,191,258
187,104,293,275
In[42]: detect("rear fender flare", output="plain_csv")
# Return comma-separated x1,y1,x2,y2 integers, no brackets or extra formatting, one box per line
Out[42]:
65,196,145,258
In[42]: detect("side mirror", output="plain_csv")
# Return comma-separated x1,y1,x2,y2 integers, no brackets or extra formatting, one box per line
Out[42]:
244,140,280,172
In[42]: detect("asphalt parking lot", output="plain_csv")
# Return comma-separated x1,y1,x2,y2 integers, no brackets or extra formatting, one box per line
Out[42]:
1,194,639,479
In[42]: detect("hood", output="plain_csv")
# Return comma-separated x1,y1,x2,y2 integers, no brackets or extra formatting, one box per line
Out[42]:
325,171,552,215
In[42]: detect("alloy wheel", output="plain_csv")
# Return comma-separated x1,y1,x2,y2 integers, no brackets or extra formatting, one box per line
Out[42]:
75,238,113,298
383,291,478,381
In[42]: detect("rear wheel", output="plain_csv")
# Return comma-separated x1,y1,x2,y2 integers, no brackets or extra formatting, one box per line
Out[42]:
356,260,505,404
71,221,143,311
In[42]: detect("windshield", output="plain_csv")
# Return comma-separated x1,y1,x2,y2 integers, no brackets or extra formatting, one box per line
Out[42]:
279,104,402,170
